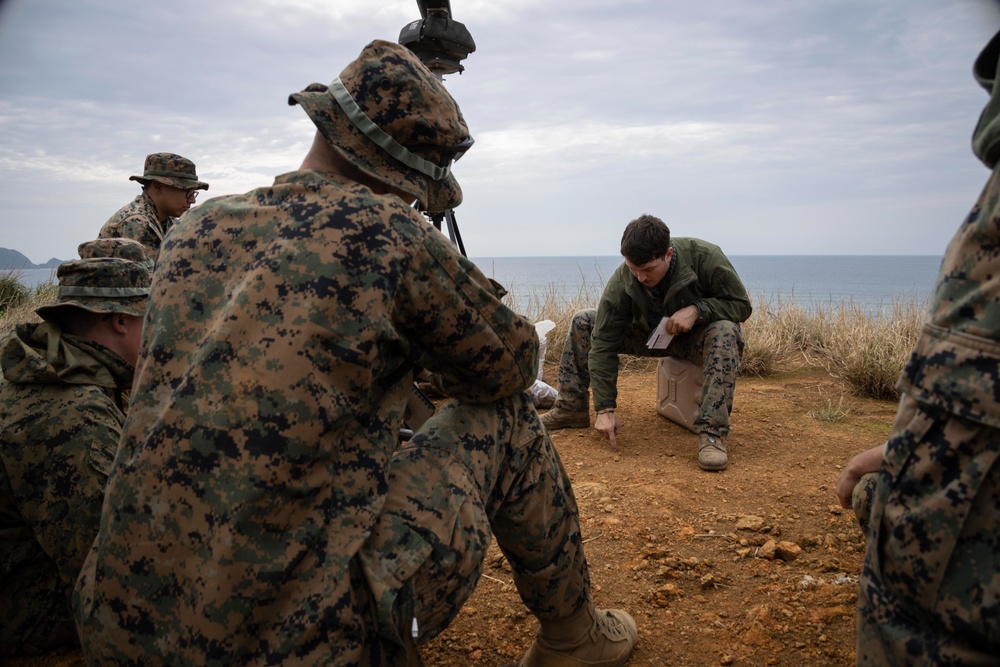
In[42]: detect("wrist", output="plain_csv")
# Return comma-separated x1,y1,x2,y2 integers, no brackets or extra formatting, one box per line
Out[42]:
694,301,707,323
597,408,615,415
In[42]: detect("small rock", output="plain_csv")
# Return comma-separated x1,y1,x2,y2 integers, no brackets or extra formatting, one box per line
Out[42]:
758,540,777,559
798,535,822,549
736,514,765,531
776,541,803,561
647,583,683,608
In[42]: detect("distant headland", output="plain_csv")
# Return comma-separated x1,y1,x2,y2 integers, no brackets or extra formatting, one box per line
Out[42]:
0,248,67,270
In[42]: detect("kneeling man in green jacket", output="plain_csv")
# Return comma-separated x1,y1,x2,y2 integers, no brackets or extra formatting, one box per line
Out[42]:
542,214,752,471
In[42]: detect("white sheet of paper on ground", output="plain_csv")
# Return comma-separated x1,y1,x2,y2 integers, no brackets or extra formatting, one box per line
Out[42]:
646,316,673,350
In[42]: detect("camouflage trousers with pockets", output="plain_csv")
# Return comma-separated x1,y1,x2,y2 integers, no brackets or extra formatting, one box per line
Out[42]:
553,308,744,437
363,391,591,663
857,393,1000,666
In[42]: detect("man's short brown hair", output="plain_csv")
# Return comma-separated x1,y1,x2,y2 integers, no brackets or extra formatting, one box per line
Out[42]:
620,214,670,265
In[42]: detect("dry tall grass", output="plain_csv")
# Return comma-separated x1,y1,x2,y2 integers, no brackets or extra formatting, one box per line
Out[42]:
508,289,924,401
813,300,925,400
2,274,925,402
0,270,54,334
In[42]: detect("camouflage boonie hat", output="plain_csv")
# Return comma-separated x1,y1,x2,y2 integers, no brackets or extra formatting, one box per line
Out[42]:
36,242,152,320
129,152,209,191
77,237,154,270
289,39,471,212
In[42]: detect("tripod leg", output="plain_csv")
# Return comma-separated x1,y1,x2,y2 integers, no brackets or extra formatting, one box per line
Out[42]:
445,209,467,256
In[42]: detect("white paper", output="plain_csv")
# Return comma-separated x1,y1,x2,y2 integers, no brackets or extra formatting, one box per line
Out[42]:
646,316,674,350
534,319,555,381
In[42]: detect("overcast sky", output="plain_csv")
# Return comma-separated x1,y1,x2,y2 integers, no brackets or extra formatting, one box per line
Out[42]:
1,0,999,263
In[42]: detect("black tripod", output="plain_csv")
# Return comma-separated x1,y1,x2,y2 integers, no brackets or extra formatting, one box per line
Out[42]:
396,0,476,441
426,209,467,257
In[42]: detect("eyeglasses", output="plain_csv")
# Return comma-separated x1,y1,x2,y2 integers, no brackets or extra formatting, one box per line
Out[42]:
184,189,199,201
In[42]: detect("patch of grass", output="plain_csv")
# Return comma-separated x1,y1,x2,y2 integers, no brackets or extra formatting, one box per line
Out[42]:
810,396,850,422
740,295,794,378
0,273,54,334
815,300,923,401
0,270,29,315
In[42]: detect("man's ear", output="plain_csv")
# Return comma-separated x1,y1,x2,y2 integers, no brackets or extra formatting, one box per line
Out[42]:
108,312,130,335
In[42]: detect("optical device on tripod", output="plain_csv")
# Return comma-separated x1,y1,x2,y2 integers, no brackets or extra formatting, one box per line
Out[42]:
399,0,475,255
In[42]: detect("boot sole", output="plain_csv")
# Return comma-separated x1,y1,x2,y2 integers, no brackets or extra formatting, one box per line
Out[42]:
698,458,729,471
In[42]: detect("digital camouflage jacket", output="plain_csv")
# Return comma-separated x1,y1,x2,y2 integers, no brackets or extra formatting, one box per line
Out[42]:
857,30,1000,664
897,29,1000,429
590,237,751,410
98,192,175,258
0,322,132,656
75,169,539,665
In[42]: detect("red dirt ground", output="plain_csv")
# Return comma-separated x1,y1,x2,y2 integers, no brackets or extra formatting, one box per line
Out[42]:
12,364,891,667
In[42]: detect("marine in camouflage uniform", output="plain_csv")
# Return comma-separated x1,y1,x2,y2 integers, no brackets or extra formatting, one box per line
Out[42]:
73,40,636,667
543,216,751,471
98,152,209,258
856,29,1000,665
0,239,150,657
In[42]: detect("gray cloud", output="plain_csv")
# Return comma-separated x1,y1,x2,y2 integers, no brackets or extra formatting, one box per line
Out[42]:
0,0,996,262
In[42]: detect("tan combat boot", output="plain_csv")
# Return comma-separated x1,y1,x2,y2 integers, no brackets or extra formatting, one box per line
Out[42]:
697,433,728,471
540,406,590,430
520,604,637,667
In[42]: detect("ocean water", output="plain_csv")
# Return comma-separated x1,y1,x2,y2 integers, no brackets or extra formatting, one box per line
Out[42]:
471,255,944,314
12,267,60,289
16,255,944,315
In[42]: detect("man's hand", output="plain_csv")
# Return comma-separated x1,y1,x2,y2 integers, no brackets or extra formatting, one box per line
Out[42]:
666,305,699,335
835,444,885,508
594,411,620,450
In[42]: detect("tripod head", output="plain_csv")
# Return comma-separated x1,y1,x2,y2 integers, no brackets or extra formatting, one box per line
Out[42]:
399,0,476,76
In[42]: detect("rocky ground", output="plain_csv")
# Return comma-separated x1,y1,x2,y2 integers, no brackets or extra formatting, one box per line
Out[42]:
420,363,894,667
13,363,892,667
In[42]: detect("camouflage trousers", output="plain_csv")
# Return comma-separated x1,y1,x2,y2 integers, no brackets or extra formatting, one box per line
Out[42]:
852,472,879,536
553,309,744,437
365,391,591,662
857,393,1000,665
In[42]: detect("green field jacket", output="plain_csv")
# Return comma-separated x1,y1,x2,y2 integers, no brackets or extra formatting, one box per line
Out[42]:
590,237,751,410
